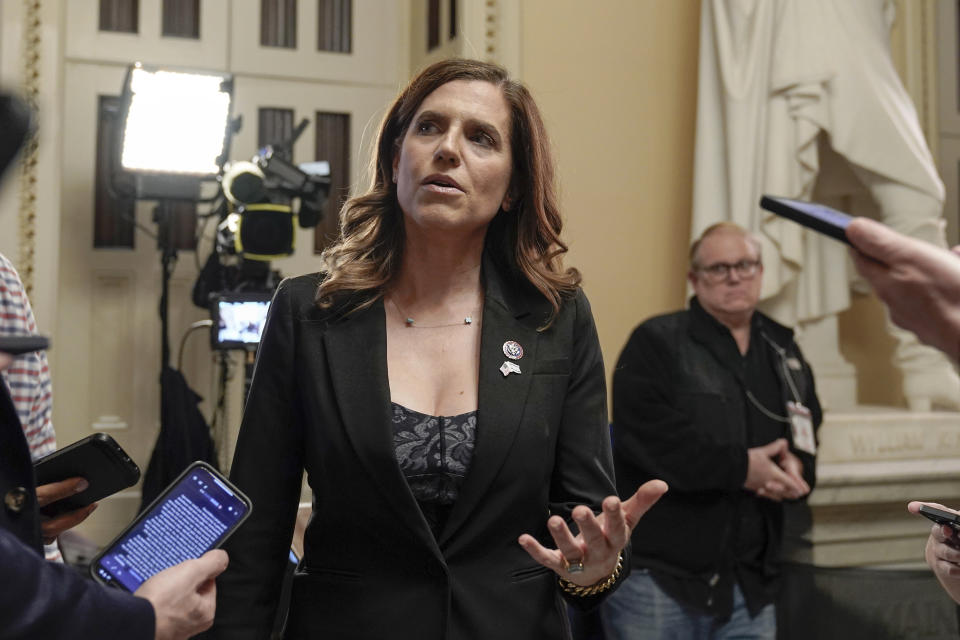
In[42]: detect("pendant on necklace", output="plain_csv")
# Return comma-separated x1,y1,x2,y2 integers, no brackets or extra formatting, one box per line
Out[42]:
402,315,473,327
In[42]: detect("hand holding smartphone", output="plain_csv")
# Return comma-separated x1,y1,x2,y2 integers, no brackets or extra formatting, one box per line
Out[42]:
917,504,960,532
34,433,140,517
91,461,251,592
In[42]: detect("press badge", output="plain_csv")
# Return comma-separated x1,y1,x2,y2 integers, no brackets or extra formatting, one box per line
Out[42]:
787,401,816,456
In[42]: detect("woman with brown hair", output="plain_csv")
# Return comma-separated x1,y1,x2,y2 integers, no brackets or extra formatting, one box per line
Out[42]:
210,58,666,639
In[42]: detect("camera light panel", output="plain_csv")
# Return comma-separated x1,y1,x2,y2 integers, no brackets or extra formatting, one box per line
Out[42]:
121,67,232,176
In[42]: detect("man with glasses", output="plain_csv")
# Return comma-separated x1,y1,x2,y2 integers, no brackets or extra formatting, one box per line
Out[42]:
601,222,821,640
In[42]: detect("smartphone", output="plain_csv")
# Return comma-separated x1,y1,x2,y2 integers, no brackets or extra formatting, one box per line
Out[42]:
34,433,140,517
0,335,49,355
918,504,960,531
90,461,252,592
759,195,853,245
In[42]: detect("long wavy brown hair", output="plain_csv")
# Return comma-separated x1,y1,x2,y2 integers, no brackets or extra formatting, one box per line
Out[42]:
316,58,580,320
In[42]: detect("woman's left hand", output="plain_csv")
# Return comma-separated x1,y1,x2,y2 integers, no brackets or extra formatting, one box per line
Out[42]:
518,479,668,586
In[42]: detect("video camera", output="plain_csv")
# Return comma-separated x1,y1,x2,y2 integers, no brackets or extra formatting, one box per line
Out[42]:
218,138,331,262
193,119,331,350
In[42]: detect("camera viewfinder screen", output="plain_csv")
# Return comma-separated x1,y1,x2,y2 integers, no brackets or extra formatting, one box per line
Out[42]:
217,298,270,348
93,465,250,592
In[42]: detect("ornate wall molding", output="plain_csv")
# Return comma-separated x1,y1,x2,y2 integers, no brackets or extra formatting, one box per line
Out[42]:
455,0,520,76
483,0,497,60
18,0,41,295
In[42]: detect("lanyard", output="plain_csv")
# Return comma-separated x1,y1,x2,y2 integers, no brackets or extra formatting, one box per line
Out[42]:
760,331,804,406
743,332,804,423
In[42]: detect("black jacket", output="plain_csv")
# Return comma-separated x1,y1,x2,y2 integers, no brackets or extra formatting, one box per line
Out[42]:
611,298,821,616
210,255,623,640
0,382,39,551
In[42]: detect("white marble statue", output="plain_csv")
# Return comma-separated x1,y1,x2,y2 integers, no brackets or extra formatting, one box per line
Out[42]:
692,0,959,410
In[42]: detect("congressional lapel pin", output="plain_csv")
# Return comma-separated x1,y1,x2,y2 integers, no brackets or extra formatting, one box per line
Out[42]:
786,357,802,371
500,361,521,377
503,340,524,360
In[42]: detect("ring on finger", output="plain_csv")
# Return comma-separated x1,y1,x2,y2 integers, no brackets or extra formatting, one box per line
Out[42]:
564,558,585,574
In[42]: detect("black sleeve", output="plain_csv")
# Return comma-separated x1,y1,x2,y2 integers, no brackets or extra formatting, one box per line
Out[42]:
209,278,306,639
612,323,748,495
0,527,155,639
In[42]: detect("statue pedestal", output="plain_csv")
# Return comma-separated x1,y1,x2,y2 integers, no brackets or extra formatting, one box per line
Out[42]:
809,407,960,567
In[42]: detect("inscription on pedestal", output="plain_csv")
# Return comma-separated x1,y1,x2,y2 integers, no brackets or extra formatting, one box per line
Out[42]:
848,430,925,457
819,410,960,463
810,408,960,567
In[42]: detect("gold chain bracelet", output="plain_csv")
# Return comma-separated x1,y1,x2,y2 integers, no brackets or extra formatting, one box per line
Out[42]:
558,552,623,597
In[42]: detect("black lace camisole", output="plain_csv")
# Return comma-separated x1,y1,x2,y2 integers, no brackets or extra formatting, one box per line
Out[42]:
391,402,476,538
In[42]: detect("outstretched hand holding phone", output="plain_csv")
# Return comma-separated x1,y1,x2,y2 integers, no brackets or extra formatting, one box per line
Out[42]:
759,196,960,364
845,217,960,363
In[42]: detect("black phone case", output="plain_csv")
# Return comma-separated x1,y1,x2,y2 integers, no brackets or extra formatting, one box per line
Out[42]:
0,335,50,355
918,505,960,531
89,461,252,591
34,433,140,516
759,195,852,245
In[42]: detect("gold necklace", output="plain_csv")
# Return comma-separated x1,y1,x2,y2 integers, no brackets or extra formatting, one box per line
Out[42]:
388,296,478,328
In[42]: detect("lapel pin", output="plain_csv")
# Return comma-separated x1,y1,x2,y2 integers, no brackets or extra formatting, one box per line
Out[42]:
500,361,521,377
503,340,524,360
786,357,802,371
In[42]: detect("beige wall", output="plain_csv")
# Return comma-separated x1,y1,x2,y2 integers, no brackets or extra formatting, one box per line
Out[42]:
520,1,700,408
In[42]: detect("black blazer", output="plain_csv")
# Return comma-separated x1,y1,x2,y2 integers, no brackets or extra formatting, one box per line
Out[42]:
211,257,620,639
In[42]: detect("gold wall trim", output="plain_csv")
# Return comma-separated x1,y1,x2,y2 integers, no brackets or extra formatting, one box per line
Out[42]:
484,0,497,60
18,0,42,296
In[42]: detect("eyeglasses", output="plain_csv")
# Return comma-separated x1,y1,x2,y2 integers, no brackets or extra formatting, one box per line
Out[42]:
696,259,761,282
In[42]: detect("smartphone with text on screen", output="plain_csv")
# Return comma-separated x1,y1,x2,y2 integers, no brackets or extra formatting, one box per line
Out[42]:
90,461,251,592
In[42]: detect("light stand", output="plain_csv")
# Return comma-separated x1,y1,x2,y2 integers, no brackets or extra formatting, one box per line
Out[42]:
113,63,236,374
109,64,237,500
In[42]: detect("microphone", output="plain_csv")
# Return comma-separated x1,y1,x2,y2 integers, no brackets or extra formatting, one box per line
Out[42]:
222,161,265,205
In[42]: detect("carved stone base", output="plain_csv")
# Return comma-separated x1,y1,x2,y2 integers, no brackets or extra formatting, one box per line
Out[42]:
808,407,960,567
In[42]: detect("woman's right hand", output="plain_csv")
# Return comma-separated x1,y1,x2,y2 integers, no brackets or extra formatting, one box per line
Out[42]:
518,480,667,587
